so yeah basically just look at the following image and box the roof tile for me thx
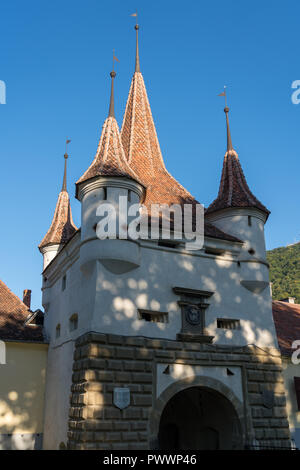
[76,116,143,189]
[272,300,300,356]
[0,280,44,342]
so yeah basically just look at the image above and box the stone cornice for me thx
[238,258,269,268]
[40,244,61,255]
[77,176,145,202]
[205,207,268,224]
[173,286,214,298]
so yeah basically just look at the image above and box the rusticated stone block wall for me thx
[67,332,291,450]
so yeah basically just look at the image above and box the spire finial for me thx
[109,51,119,117]
[62,138,71,191]
[109,52,118,118]
[218,86,233,151]
[224,106,233,152]
[131,11,140,72]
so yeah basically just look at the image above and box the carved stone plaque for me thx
[113,387,130,410]
[185,304,202,326]
[173,287,214,343]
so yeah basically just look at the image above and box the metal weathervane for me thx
[130,10,138,24]
[218,86,228,107]
[112,49,120,71]
[65,138,71,154]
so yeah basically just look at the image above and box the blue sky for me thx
[1,0,299,309]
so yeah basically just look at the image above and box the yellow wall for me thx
[0,341,48,434]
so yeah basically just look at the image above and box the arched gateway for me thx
[150,377,246,450]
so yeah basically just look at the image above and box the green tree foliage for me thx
[267,242,300,304]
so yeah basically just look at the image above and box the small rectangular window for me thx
[56,324,61,338]
[248,216,252,226]
[294,377,300,411]
[138,309,168,324]
[217,318,240,330]
[62,274,66,291]
[69,314,78,332]
[205,248,225,256]
[103,187,107,200]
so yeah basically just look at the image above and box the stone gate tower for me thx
[40,24,291,450]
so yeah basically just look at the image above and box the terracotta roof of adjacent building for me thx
[272,300,300,356]
[206,107,270,216]
[0,280,44,342]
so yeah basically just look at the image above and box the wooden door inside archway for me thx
[158,386,242,450]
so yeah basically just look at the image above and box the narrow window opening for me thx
[128,190,132,202]
[217,318,240,330]
[56,324,61,338]
[62,274,66,291]
[69,313,78,332]
[138,309,168,324]
[103,187,107,200]
[205,248,225,256]
[248,216,252,226]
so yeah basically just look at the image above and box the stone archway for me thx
[149,375,247,450]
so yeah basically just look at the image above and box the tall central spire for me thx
[121,22,195,207]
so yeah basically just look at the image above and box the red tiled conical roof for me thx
[76,71,143,192]
[206,107,270,216]
[121,25,194,207]
[121,70,194,207]
[39,190,77,250]
[76,115,143,188]
[39,152,77,250]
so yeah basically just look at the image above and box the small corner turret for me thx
[39,145,77,270]
[206,105,270,261]
[206,104,271,294]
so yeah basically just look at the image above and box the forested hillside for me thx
[267,242,300,304]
